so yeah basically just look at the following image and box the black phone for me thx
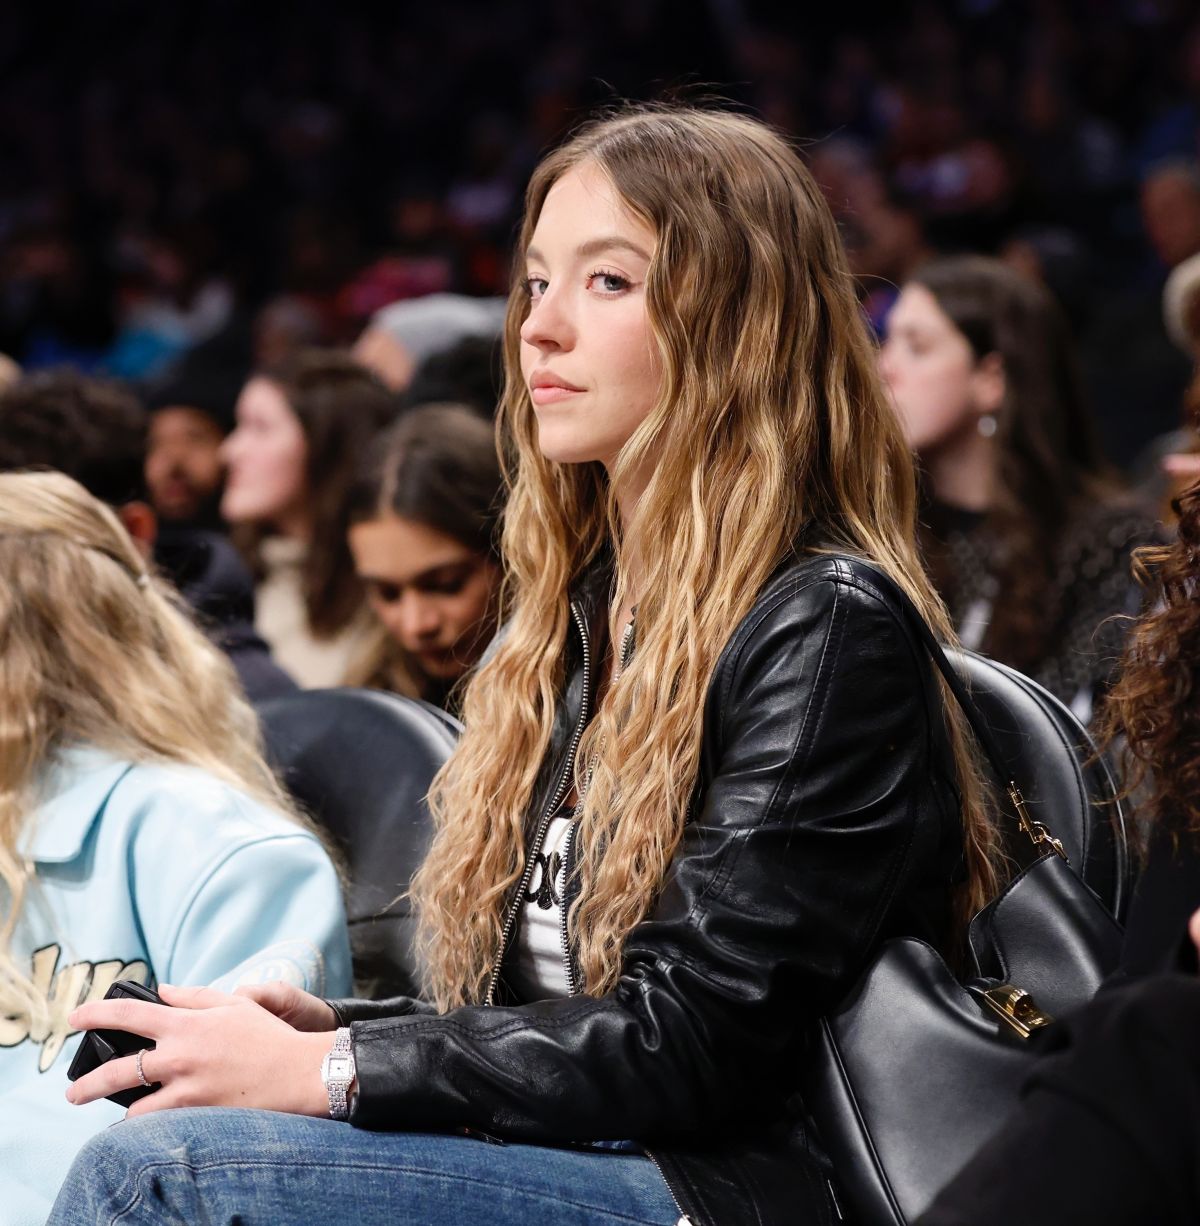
[66,979,165,1108]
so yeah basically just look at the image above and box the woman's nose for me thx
[394,592,441,646]
[520,287,574,352]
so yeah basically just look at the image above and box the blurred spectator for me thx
[402,334,502,417]
[1,3,1199,475]
[879,255,1157,721]
[104,223,234,380]
[345,404,502,712]
[0,371,147,506]
[0,370,295,701]
[809,140,933,334]
[999,227,1092,336]
[145,372,239,528]
[0,354,21,391]
[1082,158,1197,462]
[222,350,398,687]
[1,219,116,371]
[1132,252,1200,518]
[335,180,460,326]
[1140,160,1200,272]
[352,293,506,392]
[1164,250,1200,359]
[254,294,327,369]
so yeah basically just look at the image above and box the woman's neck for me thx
[270,507,314,544]
[923,429,994,513]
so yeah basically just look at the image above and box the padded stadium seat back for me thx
[947,649,1130,921]
[256,687,460,998]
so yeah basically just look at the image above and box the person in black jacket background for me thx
[55,105,997,1226]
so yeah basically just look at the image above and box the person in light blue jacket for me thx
[0,470,351,1225]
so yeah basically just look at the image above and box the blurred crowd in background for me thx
[4,1,1200,454]
[2,0,1200,721]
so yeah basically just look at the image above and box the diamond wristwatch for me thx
[320,1027,355,1120]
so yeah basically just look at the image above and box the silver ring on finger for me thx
[135,1047,152,1089]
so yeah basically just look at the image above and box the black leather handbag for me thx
[804,570,1125,1226]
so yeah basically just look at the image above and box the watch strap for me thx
[322,1027,354,1120]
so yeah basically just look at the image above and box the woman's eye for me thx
[371,582,402,604]
[426,578,467,596]
[588,270,630,294]
[525,277,548,300]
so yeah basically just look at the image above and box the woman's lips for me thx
[530,384,583,406]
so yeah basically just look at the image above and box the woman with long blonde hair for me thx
[59,105,997,1226]
[0,470,351,1226]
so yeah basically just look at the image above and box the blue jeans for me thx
[47,1108,684,1225]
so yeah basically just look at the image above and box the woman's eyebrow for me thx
[525,236,652,265]
[363,559,474,587]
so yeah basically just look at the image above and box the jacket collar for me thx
[21,746,135,864]
[569,548,613,609]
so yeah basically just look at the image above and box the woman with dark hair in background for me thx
[880,255,1157,721]
[221,350,399,687]
[345,403,503,711]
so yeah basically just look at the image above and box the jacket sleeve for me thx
[346,573,951,1141]
[164,833,353,998]
[130,787,353,999]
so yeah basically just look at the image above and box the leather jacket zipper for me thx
[642,1148,694,1226]
[485,600,592,1006]
[559,616,635,997]
[558,821,579,995]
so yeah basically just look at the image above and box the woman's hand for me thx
[65,983,335,1119]
[234,981,337,1031]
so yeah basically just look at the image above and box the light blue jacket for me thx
[1,745,352,1225]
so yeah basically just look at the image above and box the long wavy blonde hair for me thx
[413,105,1000,1010]
[0,470,301,1026]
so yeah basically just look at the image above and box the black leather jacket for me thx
[330,554,963,1226]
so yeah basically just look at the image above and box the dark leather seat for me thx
[256,687,460,998]
[950,649,1130,920]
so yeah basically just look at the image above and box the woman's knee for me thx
[53,1109,283,1225]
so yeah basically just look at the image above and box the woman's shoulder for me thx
[1060,497,1160,562]
[713,552,924,695]
[116,757,301,841]
[738,552,916,639]
[27,746,307,867]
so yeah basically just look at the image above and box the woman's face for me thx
[348,513,500,682]
[220,378,309,528]
[519,162,661,469]
[878,284,983,453]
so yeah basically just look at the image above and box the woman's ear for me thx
[971,351,1006,418]
[117,500,158,561]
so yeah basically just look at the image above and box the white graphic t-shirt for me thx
[509,811,575,1001]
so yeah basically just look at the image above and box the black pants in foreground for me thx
[918,975,1200,1226]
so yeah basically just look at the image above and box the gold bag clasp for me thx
[980,984,1054,1039]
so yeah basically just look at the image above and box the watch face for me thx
[326,1055,354,1083]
